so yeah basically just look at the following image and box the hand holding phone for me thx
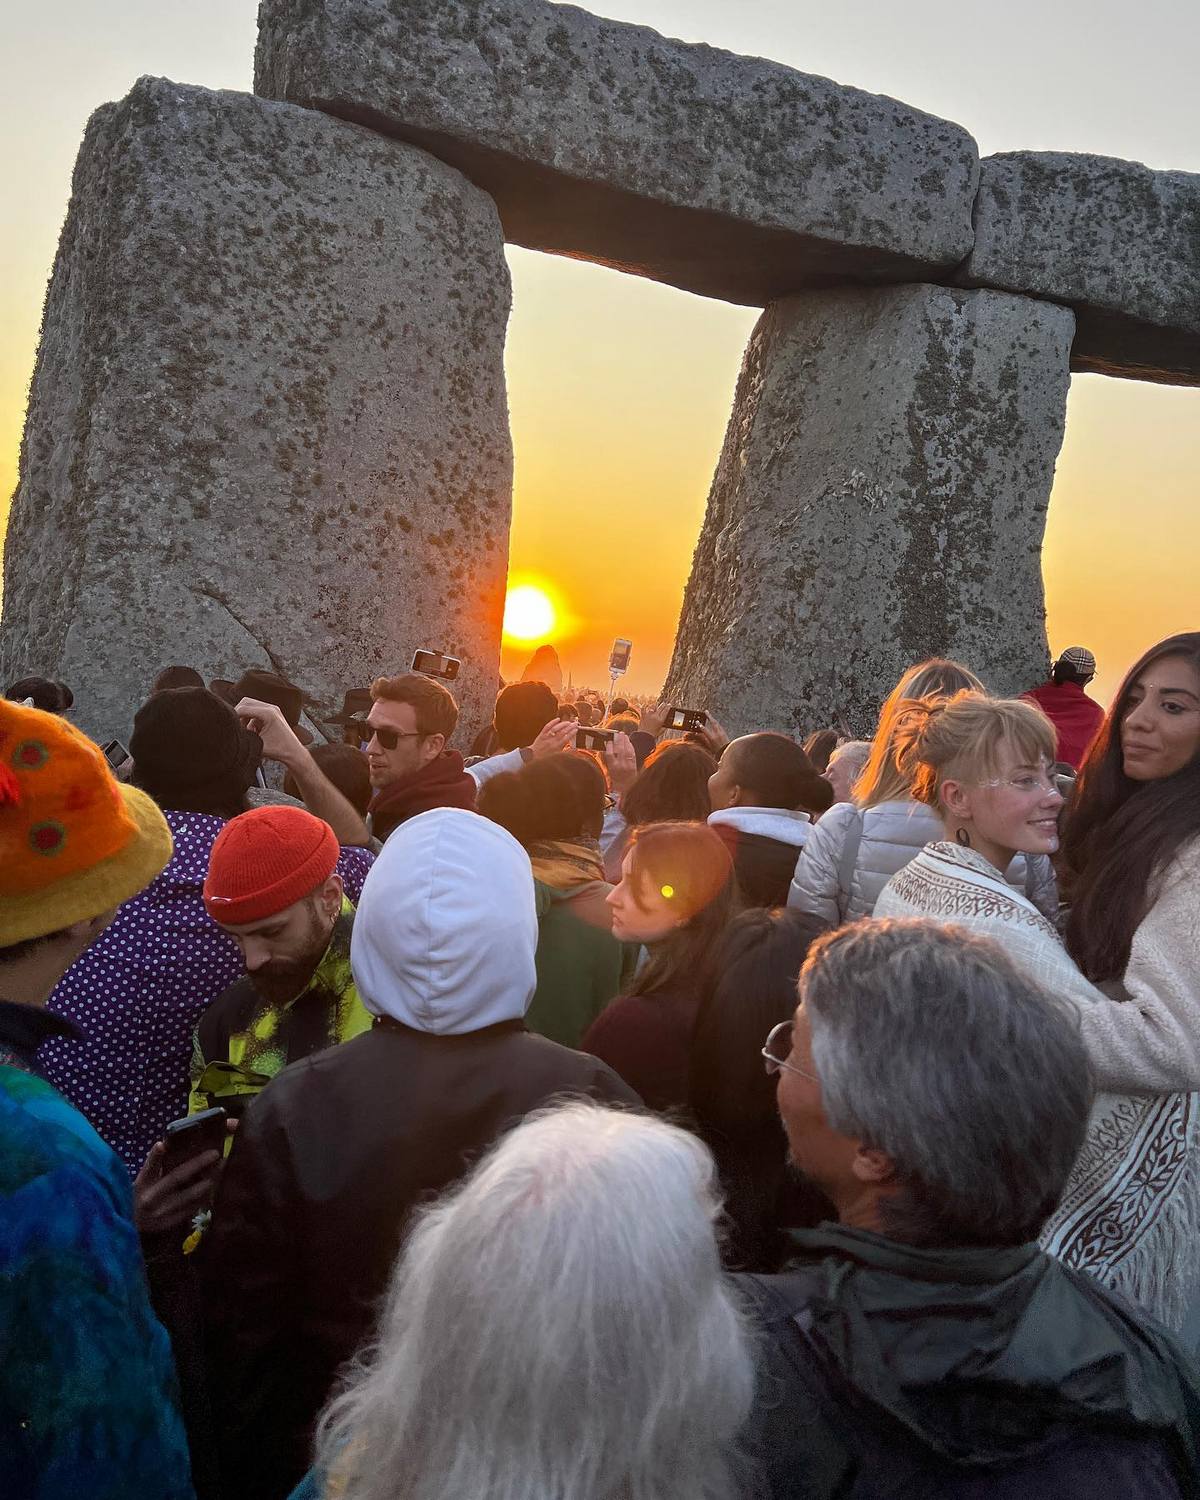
[134,1106,229,1236]
[668,707,708,733]
[164,1106,228,1166]
[576,726,615,752]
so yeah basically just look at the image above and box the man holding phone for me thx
[0,698,195,1496]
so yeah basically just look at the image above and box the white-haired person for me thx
[822,738,871,804]
[744,919,1200,1497]
[288,1102,755,1500]
[787,658,1058,924]
[876,692,1200,1332]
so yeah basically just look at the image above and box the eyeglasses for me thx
[975,771,1060,795]
[761,1021,820,1083]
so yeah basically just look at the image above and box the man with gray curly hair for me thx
[744,918,1200,1497]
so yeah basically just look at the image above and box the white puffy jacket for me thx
[786,798,1059,926]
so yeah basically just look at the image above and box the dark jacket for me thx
[582,982,700,1113]
[199,1018,638,1500]
[709,809,814,910]
[738,1224,1200,1499]
[366,751,476,842]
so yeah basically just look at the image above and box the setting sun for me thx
[503,583,556,642]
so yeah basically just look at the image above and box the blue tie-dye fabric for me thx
[0,1062,194,1498]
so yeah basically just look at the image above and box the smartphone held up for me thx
[576,727,615,752]
[667,707,708,734]
[608,638,632,677]
[411,649,460,681]
[163,1106,227,1167]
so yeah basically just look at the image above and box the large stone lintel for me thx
[961,152,1200,387]
[254,0,980,307]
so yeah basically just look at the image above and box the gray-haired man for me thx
[742,918,1200,1498]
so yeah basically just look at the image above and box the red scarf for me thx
[369,752,477,841]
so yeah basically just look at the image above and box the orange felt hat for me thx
[0,699,173,945]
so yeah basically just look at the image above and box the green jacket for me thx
[738,1224,1200,1497]
[524,879,638,1049]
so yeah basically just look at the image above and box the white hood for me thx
[708,807,812,847]
[351,807,538,1034]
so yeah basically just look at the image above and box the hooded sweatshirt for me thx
[202,808,635,1500]
[739,1224,1200,1498]
[352,807,538,1030]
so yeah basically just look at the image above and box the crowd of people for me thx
[3,630,1200,1498]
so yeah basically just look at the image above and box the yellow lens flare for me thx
[503,584,556,643]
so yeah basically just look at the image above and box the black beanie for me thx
[130,688,262,809]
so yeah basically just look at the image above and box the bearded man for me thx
[190,806,372,1118]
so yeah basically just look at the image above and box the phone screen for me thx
[669,708,708,732]
[102,739,130,769]
[164,1106,227,1165]
[609,638,632,674]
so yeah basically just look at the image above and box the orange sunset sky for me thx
[1,0,1197,713]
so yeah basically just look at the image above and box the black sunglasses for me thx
[362,722,424,751]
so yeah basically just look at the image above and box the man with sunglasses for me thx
[360,673,477,843]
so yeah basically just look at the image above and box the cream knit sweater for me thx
[877,837,1200,1096]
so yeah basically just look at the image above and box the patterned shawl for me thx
[526,838,608,892]
[879,841,1200,1330]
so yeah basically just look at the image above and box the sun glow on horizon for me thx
[503,583,557,643]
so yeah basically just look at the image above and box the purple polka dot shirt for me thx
[41,809,374,1175]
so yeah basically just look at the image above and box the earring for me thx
[955,827,972,848]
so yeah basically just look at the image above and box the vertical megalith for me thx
[665,284,1076,736]
[0,76,513,743]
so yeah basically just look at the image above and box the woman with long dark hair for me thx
[1061,631,1200,984]
[583,822,734,1112]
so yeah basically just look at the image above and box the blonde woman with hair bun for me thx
[876,691,1200,1332]
[787,659,1057,925]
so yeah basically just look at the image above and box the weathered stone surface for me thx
[254,0,979,306]
[665,284,1075,737]
[962,153,1200,386]
[0,77,513,745]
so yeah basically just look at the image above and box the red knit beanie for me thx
[204,806,339,925]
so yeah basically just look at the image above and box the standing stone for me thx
[255,0,979,306]
[665,284,1076,737]
[962,153,1200,386]
[0,76,513,745]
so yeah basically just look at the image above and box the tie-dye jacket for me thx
[0,1000,194,1498]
